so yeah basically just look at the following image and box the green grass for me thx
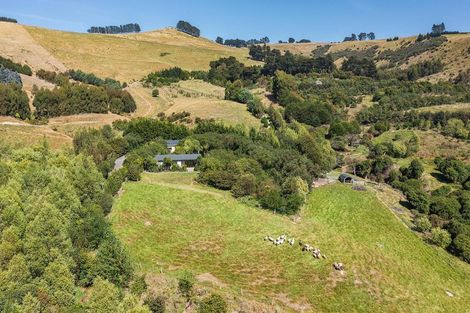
[111,172,470,312]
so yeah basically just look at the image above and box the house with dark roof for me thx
[155,153,201,171]
[166,140,180,153]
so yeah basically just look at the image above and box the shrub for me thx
[429,228,451,248]
[0,83,30,119]
[430,196,461,220]
[144,295,166,313]
[152,89,159,97]
[130,275,147,296]
[414,216,432,232]
[231,173,257,198]
[0,56,32,76]
[198,294,227,313]
[341,56,377,78]
[178,271,194,301]
[453,234,470,262]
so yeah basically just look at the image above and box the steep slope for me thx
[111,172,470,313]
[0,21,66,72]
[22,26,257,82]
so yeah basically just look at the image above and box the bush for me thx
[0,83,30,119]
[178,271,194,301]
[198,294,227,313]
[414,216,432,232]
[231,173,257,198]
[341,56,377,78]
[0,56,32,76]
[152,89,159,97]
[453,234,470,262]
[130,275,147,296]
[430,196,461,220]
[429,228,451,248]
[144,295,166,313]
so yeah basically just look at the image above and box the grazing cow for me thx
[288,238,295,246]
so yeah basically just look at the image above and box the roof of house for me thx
[166,140,180,147]
[155,154,201,162]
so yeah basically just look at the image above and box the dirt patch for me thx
[275,293,312,312]
[0,22,66,72]
[196,273,226,289]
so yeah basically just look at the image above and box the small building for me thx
[166,140,180,153]
[338,173,356,184]
[155,154,201,171]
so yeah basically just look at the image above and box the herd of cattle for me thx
[264,234,345,271]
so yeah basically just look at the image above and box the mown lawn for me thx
[111,172,470,312]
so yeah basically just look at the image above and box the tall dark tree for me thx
[215,36,224,44]
[288,37,295,43]
[358,32,367,41]
[432,23,446,35]
[367,32,376,40]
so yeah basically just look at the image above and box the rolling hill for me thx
[272,34,470,81]
[18,24,257,82]
[111,172,470,312]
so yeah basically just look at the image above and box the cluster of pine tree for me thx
[87,23,141,34]
[176,20,200,37]
[0,143,152,312]
[0,17,17,23]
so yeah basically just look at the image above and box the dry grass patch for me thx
[25,26,258,82]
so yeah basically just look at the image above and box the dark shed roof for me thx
[155,154,201,162]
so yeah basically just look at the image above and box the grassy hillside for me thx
[23,26,258,81]
[272,34,470,81]
[111,172,470,312]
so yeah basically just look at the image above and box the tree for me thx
[198,294,227,313]
[215,36,223,44]
[288,37,295,43]
[176,20,200,37]
[430,196,461,220]
[432,23,446,35]
[358,32,367,41]
[144,295,165,313]
[401,159,424,179]
[24,204,73,276]
[93,234,133,288]
[414,216,432,232]
[367,32,376,40]
[87,277,120,313]
[0,254,33,303]
[429,228,451,248]
[117,294,151,313]
[178,271,194,302]
[454,234,470,262]
[36,255,77,310]
[341,56,377,78]
[0,83,30,119]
